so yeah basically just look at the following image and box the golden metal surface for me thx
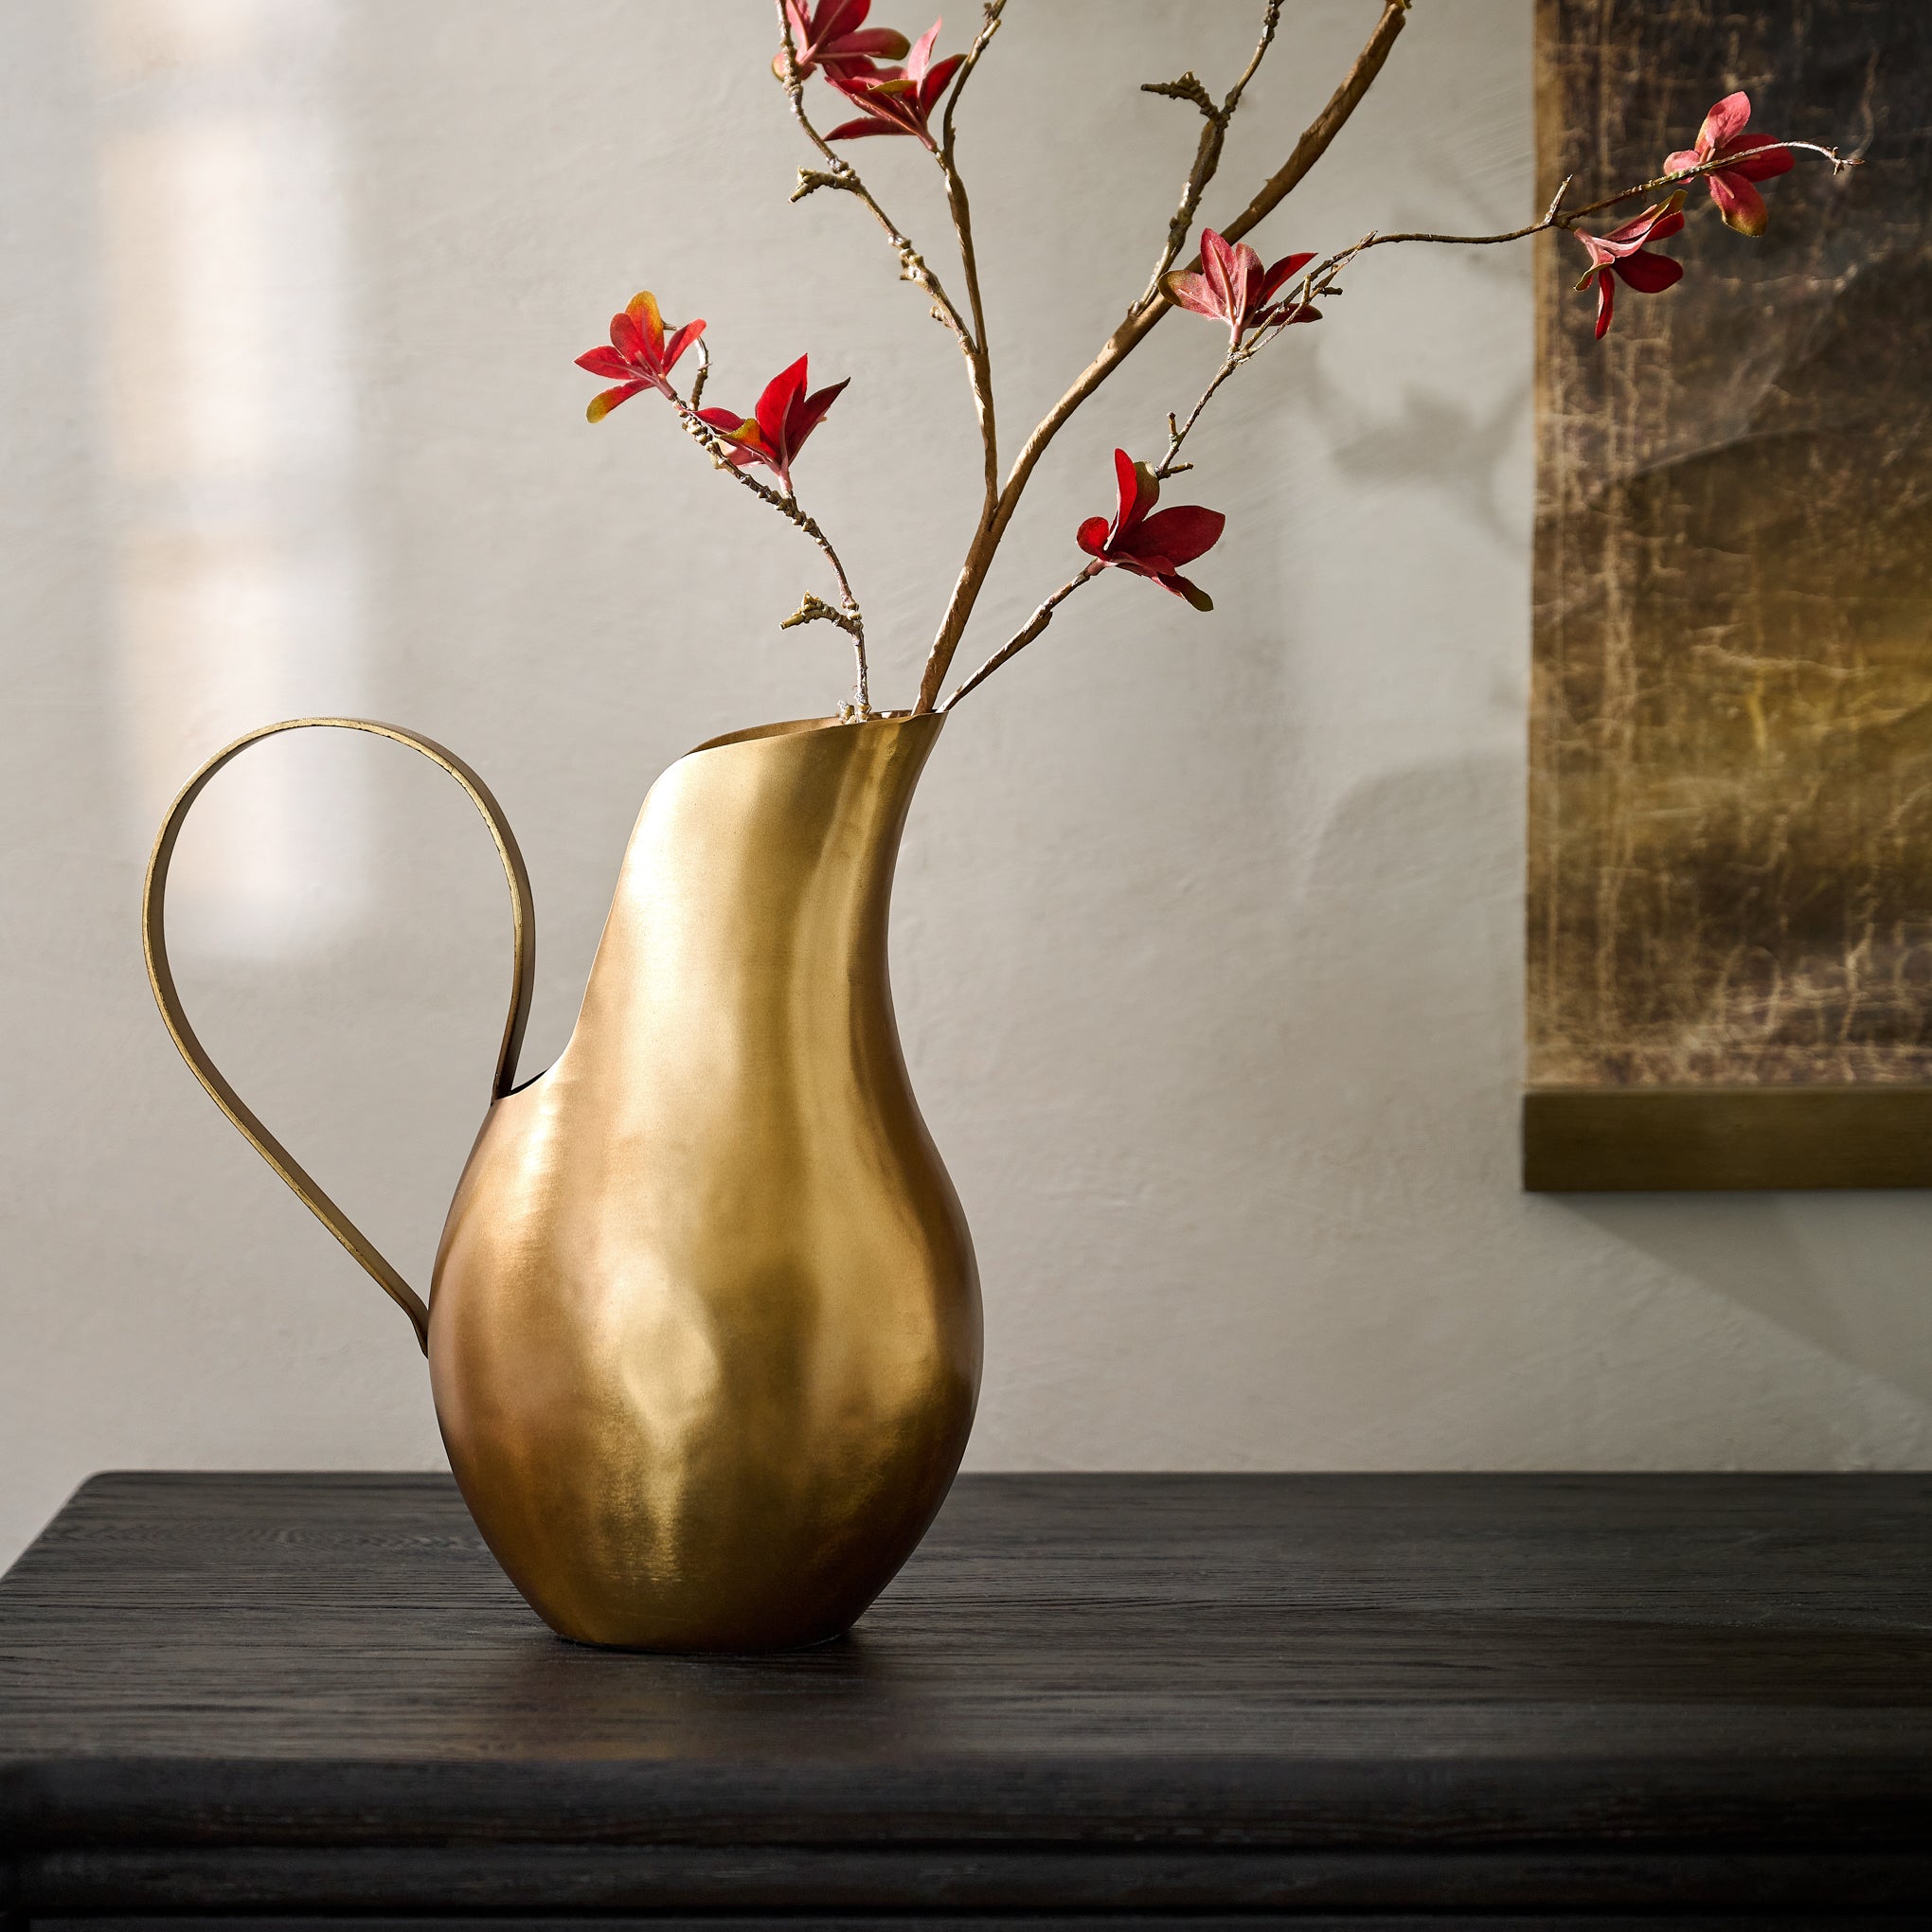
[147,710,976,1650]
[142,718,536,1353]
[429,712,978,1650]
[1531,9,1932,1100]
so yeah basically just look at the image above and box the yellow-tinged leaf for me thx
[627,291,664,339]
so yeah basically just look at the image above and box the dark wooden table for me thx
[2,1472,1929,1927]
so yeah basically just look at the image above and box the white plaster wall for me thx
[4,0,1928,1569]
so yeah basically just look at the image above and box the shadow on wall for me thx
[1311,367,1530,547]
[1166,744,1549,1467]
[1286,746,1523,1208]
[1565,1192,1932,1413]
[1291,746,1932,1448]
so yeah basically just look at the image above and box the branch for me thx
[1142,72,1216,119]
[947,309,1318,711]
[942,563,1102,710]
[1295,138,1859,284]
[1118,131,1865,632]
[940,0,1005,162]
[780,589,860,636]
[1137,1,1283,312]
[939,2,1005,533]
[913,0,1413,713]
[792,167,861,202]
[667,385,871,716]
[1557,137,1857,225]
[1208,0,1410,257]
[1155,351,1244,478]
[773,2,974,347]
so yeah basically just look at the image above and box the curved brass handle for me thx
[141,719,536,1355]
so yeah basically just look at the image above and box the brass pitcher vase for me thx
[144,712,980,1651]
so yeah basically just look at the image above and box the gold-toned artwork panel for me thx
[1531,0,1932,1089]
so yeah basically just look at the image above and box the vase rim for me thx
[689,710,942,760]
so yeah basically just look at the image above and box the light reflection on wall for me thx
[97,0,364,958]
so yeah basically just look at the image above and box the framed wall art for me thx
[1527,0,1932,1189]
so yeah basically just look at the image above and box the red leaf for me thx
[903,18,940,79]
[1256,251,1315,303]
[1110,448,1140,535]
[1697,91,1753,153]
[842,27,911,57]
[1707,170,1770,237]
[661,319,707,369]
[1614,248,1685,294]
[586,381,645,422]
[755,356,811,451]
[826,114,908,138]
[1163,270,1221,319]
[1727,132,1795,181]
[795,377,851,444]
[576,347,635,380]
[919,51,964,109]
[610,310,647,361]
[1126,504,1225,568]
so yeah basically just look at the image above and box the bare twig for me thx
[781,590,862,639]
[1155,352,1244,478]
[946,302,1320,709]
[945,125,1853,716]
[1208,3,1419,259]
[1064,131,1856,713]
[948,284,1341,710]
[775,0,1000,707]
[939,2,1005,530]
[773,2,974,347]
[1561,137,1857,221]
[913,0,1414,713]
[1138,0,1283,312]
[1142,72,1216,119]
[668,384,871,714]
[792,167,861,202]
[940,0,1005,166]
[1301,139,1858,271]
[942,563,1102,710]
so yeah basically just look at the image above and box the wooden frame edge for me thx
[1522,1086,1932,1191]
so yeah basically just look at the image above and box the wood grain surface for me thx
[3,1472,1930,1919]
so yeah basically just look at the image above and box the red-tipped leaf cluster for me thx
[572,30,1839,724]
[1570,193,1686,340]
[1165,229,1317,347]
[577,296,849,496]
[826,21,962,147]
[1665,90,1795,237]
[775,0,910,81]
[698,355,850,496]
[1076,451,1225,611]
[576,293,707,420]
[1569,93,1800,336]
